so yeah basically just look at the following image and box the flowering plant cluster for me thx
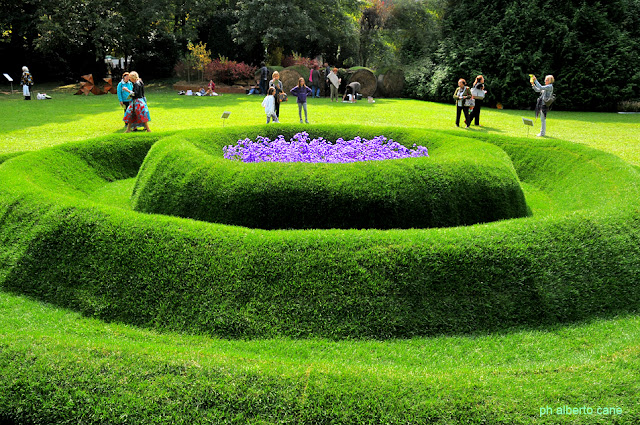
[223,132,429,163]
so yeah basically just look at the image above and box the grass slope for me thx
[1,88,640,423]
[1,293,639,424]
[131,126,529,229]
[2,126,640,341]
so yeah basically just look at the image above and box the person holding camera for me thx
[531,74,555,137]
[453,78,472,127]
[467,75,487,126]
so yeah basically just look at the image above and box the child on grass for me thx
[290,77,313,123]
[262,87,279,123]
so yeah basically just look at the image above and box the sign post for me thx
[221,111,231,127]
[522,117,534,137]
[3,73,14,95]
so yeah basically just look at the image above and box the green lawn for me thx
[2,292,639,424]
[1,85,639,165]
[1,86,639,424]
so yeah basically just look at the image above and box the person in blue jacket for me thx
[117,72,133,127]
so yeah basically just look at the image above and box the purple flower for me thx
[224,133,429,163]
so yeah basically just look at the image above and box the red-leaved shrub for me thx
[204,59,257,85]
[282,54,319,69]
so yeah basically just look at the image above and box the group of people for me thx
[102,67,556,135]
[453,75,487,128]
[260,67,367,124]
[192,80,218,96]
[453,73,555,136]
[261,71,292,123]
[258,62,361,102]
[117,71,151,132]
[260,71,319,124]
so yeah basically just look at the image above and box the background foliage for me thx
[1,0,638,109]
[404,0,640,110]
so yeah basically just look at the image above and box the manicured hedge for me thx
[131,126,529,229]
[1,125,640,339]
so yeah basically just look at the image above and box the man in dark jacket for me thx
[259,62,269,95]
[323,62,331,97]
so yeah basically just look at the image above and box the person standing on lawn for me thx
[21,66,34,100]
[269,71,284,119]
[328,68,341,102]
[259,62,269,95]
[453,78,472,127]
[324,62,332,97]
[531,74,555,137]
[311,64,321,98]
[467,75,486,126]
[262,87,279,123]
[117,72,134,127]
[290,77,313,123]
[123,71,151,133]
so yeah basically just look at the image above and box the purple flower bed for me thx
[223,132,429,163]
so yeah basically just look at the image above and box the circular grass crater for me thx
[131,127,530,229]
[1,124,640,339]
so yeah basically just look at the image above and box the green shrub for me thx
[1,126,640,339]
[131,126,529,229]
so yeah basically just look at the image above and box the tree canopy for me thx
[1,0,637,110]
[403,0,640,110]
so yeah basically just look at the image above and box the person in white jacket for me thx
[262,87,279,123]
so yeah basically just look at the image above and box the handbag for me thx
[544,93,556,107]
[470,87,485,99]
[278,92,288,102]
[464,98,475,107]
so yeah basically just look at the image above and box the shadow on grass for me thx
[0,152,25,165]
[463,125,505,133]
[497,107,640,124]
[0,93,263,136]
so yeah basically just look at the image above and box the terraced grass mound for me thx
[1,125,640,339]
[131,126,529,229]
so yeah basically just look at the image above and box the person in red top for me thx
[205,80,217,96]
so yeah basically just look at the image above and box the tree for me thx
[386,0,444,64]
[357,0,391,68]
[187,41,211,81]
[402,0,640,111]
[232,0,361,65]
